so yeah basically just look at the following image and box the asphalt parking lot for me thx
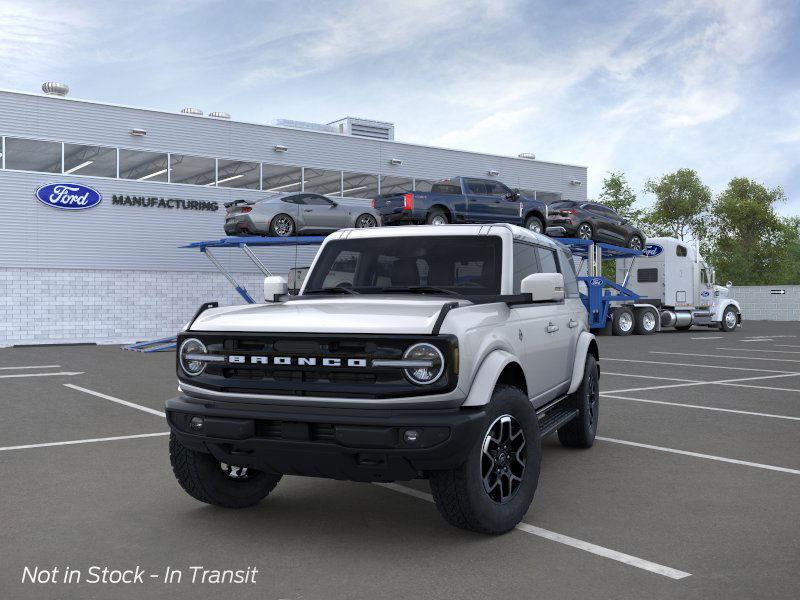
[1,321,799,600]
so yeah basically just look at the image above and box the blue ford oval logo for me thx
[589,278,603,286]
[641,244,663,257]
[700,290,710,297]
[35,183,102,210]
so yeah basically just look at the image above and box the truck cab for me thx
[166,224,600,534]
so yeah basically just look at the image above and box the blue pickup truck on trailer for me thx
[372,176,548,234]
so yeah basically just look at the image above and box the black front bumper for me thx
[166,395,487,482]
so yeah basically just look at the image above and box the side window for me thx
[638,268,658,283]
[485,181,511,197]
[465,179,488,195]
[513,242,540,293]
[281,195,302,204]
[536,247,558,274]
[304,195,331,206]
[676,245,688,257]
[558,248,580,297]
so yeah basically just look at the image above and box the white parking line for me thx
[0,371,84,379]
[597,437,800,476]
[602,358,797,374]
[64,384,166,418]
[375,483,691,580]
[690,336,723,340]
[650,351,800,364]
[603,372,701,383]
[0,432,169,453]
[716,348,800,354]
[602,394,800,422]
[776,344,800,349]
[0,364,61,370]
[602,372,800,395]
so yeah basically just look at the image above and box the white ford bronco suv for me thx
[167,224,600,534]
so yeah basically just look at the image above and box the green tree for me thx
[706,178,793,285]
[598,171,643,225]
[642,169,711,241]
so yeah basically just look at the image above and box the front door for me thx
[464,179,495,223]
[300,195,347,232]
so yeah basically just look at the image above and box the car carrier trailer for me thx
[558,236,742,335]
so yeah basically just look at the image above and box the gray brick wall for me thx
[0,268,266,347]
[729,286,800,322]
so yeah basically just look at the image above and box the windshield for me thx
[303,236,503,298]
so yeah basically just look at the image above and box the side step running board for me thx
[537,403,579,437]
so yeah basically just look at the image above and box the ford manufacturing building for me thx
[0,85,587,347]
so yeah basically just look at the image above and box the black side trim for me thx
[187,302,219,329]
[432,302,460,335]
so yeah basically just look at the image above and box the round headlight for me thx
[403,343,445,385]
[179,338,207,376]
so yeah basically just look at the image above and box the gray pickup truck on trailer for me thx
[166,224,599,534]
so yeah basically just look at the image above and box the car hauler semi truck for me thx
[611,237,742,334]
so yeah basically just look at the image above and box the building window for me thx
[414,178,435,192]
[217,159,260,189]
[379,175,413,195]
[4,138,61,173]
[304,168,342,196]
[342,171,378,198]
[63,144,117,177]
[119,149,169,182]
[262,163,302,192]
[170,154,216,186]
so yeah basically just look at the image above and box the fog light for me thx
[403,429,420,444]
[189,416,204,431]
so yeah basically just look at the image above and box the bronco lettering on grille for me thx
[227,355,368,367]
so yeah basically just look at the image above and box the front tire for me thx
[524,215,544,234]
[169,434,282,508]
[269,213,295,237]
[558,354,599,448]
[719,306,738,332]
[429,385,541,535]
[611,307,634,336]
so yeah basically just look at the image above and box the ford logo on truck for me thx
[641,244,663,257]
[35,183,102,210]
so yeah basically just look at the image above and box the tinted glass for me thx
[280,195,303,205]
[5,138,61,173]
[536,191,562,204]
[305,236,503,297]
[304,195,332,206]
[536,246,559,273]
[513,242,539,293]
[342,172,379,198]
[304,168,342,196]
[63,144,116,177]
[217,159,260,189]
[550,201,577,210]
[485,181,511,197]
[559,248,580,297]
[430,182,461,194]
[677,245,688,257]
[465,179,489,194]
[262,164,302,193]
[170,154,215,186]
[119,149,168,182]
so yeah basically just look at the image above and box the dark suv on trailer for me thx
[546,200,646,249]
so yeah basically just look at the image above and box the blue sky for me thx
[2,0,799,213]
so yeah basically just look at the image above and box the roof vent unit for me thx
[180,107,203,116]
[42,82,69,96]
[328,117,394,141]
[269,119,337,134]
[518,152,536,160]
[209,111,230,119]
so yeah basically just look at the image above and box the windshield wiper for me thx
[383,286,463,297]
[303,287,359,295]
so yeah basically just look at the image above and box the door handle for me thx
[568,319,579,328]
[546,322,559,333]
[303,209,313,212]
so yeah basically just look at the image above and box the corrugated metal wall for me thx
[0,89,587,274]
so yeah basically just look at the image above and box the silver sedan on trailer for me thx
[224,192,381,237]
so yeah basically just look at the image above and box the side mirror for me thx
[520,273,565,302]
[264,275,288,302]
[329,201,338,208]
[726,281,732,288]
[287,266,310,294]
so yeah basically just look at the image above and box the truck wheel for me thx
[429,385,541,535]
[634,308,657,335]
[719,306,738,332]
[269,214,295,237]
[426,209,449,225]
[558,354,599,448]
[524,215,544,234]
[169,434,282,508]
[611,307,634,336]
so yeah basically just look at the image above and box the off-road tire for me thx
[524,215,544,234]
[169,434,282,508]
[429,385,541,535]
[611,307,634,336]
[719,306,738,332]
[633,308,657,335]
[426,209,449,225]
[558,354,599,448]
[269,213,295,237]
